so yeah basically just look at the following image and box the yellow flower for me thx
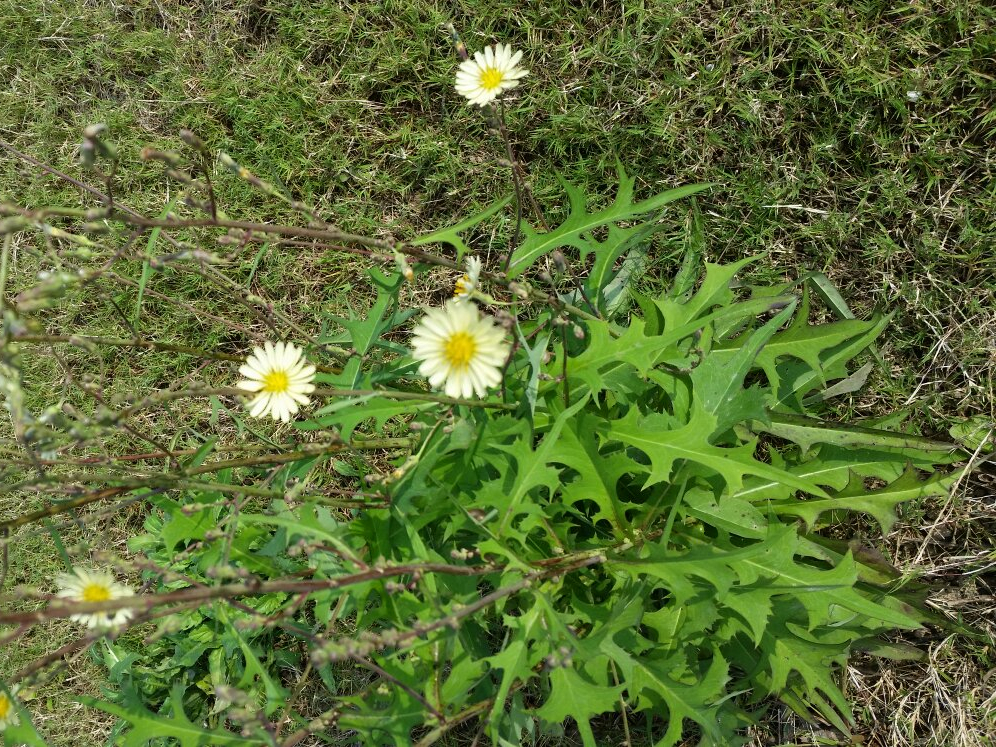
[236,341,316,423]
[55,568,134,631]
[455,43,528,107]
[411,300,509,399]
[454,256,482,302]
[0,684,20,731]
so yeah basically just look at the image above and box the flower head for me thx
[454,256,482,302]
[0,684,20,731]
[411,300,510,399]
[455,43,528,107]
[55,568,134,631]
[236,341,316,423]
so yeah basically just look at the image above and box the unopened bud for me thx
[140,147,184,166]
[82,123,107,140]
[551,251,567,273]
[218,152,239,171]
[573,325,585,340]
[165,168,195,184]
[0,216,29,234]
[179,129,207,152]
[79,140,96,168]
[508,282,529,300]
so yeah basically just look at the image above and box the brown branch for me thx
[0,562,499,626]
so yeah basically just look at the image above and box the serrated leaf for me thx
[337,698,425,747]
[486,604,543,736]
[757,412,960,456]
[536,666,624,739]
[734,445,914,503]
[711,289,879,392]
[767,466,961,532]
[745,546,918,631]
[682,488,767,539]
[617,526,789,605]
[772,313,892,410]
[759,620,854,725]
[584,216,660,315]
[805,271,885,370]
[629,654,729,747]
[949,415,995,452]
[508,164,712,277]
[549,317,660,397]
[81,683,257,747]
[668,198,705,299]
[154,496,216,551]
[335,267,404,356]
[303,394,433,441]
[802,361,874,405]
[598,240,649,318]
[494,397,586,535]
[217,606,289,716]
[515,325,552,418]
[411,194,512,260]
[691,305,794,434]
[553,414,643,537]
[609,406,829,496]
[655,256,758,329]
[618,524,918,630]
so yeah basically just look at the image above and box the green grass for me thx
[1,0,995,744]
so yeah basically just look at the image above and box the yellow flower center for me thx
[82,583,112,602]
[479,67,504,90]
[0,694,10,718]
[444,332,477,370]
[262,370,290,393]
[454,275,470,297]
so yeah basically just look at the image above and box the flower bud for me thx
[179,129,207,152]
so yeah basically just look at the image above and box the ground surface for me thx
[1,0,994,744]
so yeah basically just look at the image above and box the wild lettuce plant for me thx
[0,34,969,747]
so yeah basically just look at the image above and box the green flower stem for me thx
[1,561,500,626]
[411,697,496,747]
[312,387,517,410]
[101,386,514,419]
[11,333,268,365]
[524,287,603,324]
[2,439,410,496]
[180,441,412,476]
[124,214,393,251]
[0,438,394,468]
[0,233,11,305]
[0,485,139,533]
[1,472,383,507]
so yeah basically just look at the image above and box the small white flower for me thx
[455,43,528,107]
[0,684,20,731]
[454,256,483,301]
[236,341,316,423]
[906,90,921,102]
[55,568,135,631]
[411,300,510,399]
